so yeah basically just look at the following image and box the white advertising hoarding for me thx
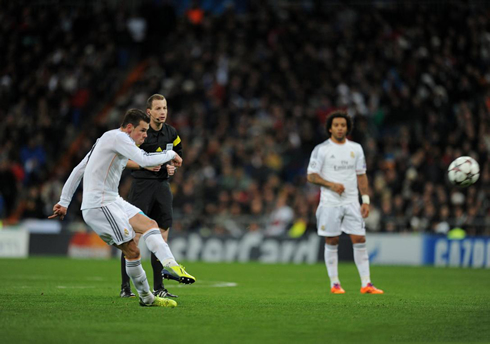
[0,229,30,258]
[366,233,423,265]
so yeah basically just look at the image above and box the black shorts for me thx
[127,179,173,229]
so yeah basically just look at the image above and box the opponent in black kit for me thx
[120,94,193,298]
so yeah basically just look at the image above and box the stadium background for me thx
[2,1,490,343]
[0,0,489,266]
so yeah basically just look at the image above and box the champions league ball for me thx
[448,156,480,187]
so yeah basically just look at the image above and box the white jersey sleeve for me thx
[58,149,91,208]
[307,145,325,175]
[114,131,177,167]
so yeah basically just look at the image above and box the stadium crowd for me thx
[0,1,141,218]
[1,0,489,236]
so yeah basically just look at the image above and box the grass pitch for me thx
[1,258,489,344]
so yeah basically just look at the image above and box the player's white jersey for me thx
[58,129,177,210]
[307,138,366,206]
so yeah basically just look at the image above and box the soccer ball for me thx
[447,156,480,187]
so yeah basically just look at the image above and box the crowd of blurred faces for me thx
[1,1,489,236]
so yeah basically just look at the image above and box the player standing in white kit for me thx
[307,111,383,294]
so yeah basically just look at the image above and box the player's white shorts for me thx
[82,198,141,246]
[316,202,365,237]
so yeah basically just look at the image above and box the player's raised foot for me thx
[120,284,135,298]
[153,287,178,298]
[330,283,346,294]
[139,296,177,308]
[360,283,384,294]
[162,265,196,284]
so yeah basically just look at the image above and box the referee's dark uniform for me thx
[120,122,182,296]
[128,123,182,229]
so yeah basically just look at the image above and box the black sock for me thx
[121,252,131,287]
[151,252,164,290]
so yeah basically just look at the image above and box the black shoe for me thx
[120,285,135,298]
[153,287,178,298]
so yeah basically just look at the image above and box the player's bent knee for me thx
[351,235,366,244]
[123,243,140,260]
[127,248,140,260]
[128,213,159,234]
[325,237,339,245]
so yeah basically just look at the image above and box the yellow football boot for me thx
[140,296,177,308]
[162,265,196,284]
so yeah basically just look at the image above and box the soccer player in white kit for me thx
[307,111,383,294]
[49,109,195,307]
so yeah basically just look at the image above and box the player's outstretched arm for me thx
[49,142,96,220]
[307,173,345,195]
[49,159,86,220]
[116,133,180,168]
[53,149,91,213]
[126,160,161,172]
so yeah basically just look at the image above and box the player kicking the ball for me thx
[307,111,383,295]
[49,109,195,307]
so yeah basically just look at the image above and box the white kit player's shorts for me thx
[316,202,365,237]
[82,197,141,246]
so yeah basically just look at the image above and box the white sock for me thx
[353,243,371,287]
[325,244,340,287]
[143,228,178,267]
[125,258,154,304]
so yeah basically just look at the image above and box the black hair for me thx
[325,110,353,137]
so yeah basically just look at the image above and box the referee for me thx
[120,94,183,299]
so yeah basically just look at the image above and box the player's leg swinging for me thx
[150,227,178,298]
[129,213,196,285]
[82,204,177,307]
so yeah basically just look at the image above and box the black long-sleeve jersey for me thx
[131,123,182,180]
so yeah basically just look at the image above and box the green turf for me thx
[1,258,489,344]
